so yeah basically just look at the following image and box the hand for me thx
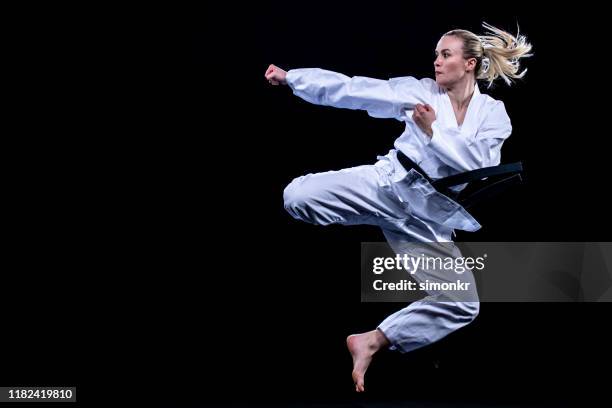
[412,104,436,137]
[265,64,288,85]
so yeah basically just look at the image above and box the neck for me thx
[446,75,476,110]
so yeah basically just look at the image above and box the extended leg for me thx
[283,165,405,226]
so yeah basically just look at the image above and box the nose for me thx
[434,56,442,67]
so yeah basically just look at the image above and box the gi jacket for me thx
[286,68,513,232]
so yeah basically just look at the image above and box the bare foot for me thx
[346,330,389,392]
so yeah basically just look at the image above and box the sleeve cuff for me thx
[285,69,300,90]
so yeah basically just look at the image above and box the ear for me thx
[465,57,477,73]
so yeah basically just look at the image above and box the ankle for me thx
[373,329,390,349]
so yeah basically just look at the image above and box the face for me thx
[434,35,476,88]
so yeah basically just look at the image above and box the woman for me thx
[265,23,532,392]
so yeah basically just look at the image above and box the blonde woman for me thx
[265,23,532,392]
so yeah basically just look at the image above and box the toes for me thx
[357,381,365,392]
[352,372,365,393]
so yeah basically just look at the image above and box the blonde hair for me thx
[444,22,533,88]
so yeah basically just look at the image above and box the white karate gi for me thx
[282,68,512,353]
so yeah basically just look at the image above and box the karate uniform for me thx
[282,68,512,353]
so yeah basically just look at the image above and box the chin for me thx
[435,78,449,89]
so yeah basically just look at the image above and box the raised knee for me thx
[283,177,304,211]
[283,176,314,218]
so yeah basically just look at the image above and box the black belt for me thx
[396,150,524,208]
[396,151,434,183]
[396,151,456,198]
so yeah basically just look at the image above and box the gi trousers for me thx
[283,157,480,353]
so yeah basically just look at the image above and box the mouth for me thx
[435,71,443,75]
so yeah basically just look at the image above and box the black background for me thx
[3,1,611,407]
[190,2,611,406]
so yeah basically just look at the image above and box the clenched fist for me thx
[413,104,436,137]
[265,64,287,86]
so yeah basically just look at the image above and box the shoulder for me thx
[387,76,439,96]
[418,77,442,94]
[479,92,511,124]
